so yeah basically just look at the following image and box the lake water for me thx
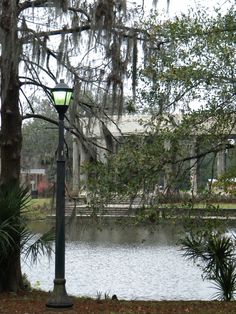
[22,219,224,300]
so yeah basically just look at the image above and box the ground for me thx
[0,291,236,313]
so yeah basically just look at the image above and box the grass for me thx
[156,202,236,209]
[191,203,236,209]
[29,198,52,209]
[24,198,52,220]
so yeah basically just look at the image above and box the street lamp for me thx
[46,79,73,308]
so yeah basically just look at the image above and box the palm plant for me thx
[180,231,236,301]
[22,229,54,264]
[0,217,17,261]
[212,262,236,301]
[0,183,54,290]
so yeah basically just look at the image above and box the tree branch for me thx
[22,113,111,154]
[18,0,49,13]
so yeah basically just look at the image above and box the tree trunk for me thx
[0,245,23,292]
[0,0,23,292]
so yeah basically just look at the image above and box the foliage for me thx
[0,183,31,223]
[86,132,183,204]
[86,3,236,207]
[180,230,236,301]
[212,174,236,196]
[22,273,32,291]
[22,99,73,186]
[23,198,52,220]
[22,229,54,264]
[22,100,58,169]
[0,184,54,289]
[138,2,236,174]
[0,218,17,261]
[0,184,30,262]
[139,4,235,112]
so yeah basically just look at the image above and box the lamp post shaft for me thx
[46,112,73,309]
[55,113,66,279]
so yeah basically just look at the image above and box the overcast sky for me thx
[142,0,233,17]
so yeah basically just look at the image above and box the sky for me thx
[139,0,233,18]
[156,0,232,14]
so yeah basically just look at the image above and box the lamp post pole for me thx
[46,80,73,309]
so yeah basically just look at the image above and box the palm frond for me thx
[180,232,207,262]
[0,183,30,222]
[211,262,236,301]
[0,184,54,276]
[23,228,55,264]
[20,225,36,249]
[0,218,17,260]
[181,230,236,301]
[206,233,235,276]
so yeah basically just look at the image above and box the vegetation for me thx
[24,198,52,220]
[181,230,236,301]
[22,99,73,189]
[21,100,58,171]
[0,184,54,292]
[86,3,236,209]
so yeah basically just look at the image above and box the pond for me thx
[22,219,228,300]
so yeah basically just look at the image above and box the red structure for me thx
[21,168,48,197]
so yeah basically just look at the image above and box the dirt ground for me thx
[0,291,236,314]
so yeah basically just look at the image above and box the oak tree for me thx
[0,0,164,292]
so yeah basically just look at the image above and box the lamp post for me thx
[46,79,73,308]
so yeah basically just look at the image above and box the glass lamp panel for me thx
[52,91,73,106]
[65,91,73,106]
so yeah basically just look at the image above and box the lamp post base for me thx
[46,279,73,308]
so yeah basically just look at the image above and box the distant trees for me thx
[21,99,73,193]
[22,100,58,169]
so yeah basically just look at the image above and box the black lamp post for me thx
[46,79,73,308]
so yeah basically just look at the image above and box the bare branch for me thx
[18,0,49,13]
[18,0,91,23]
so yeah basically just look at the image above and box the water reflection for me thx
[23,220,216,300]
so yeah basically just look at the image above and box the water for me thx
[22,220,214,300]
